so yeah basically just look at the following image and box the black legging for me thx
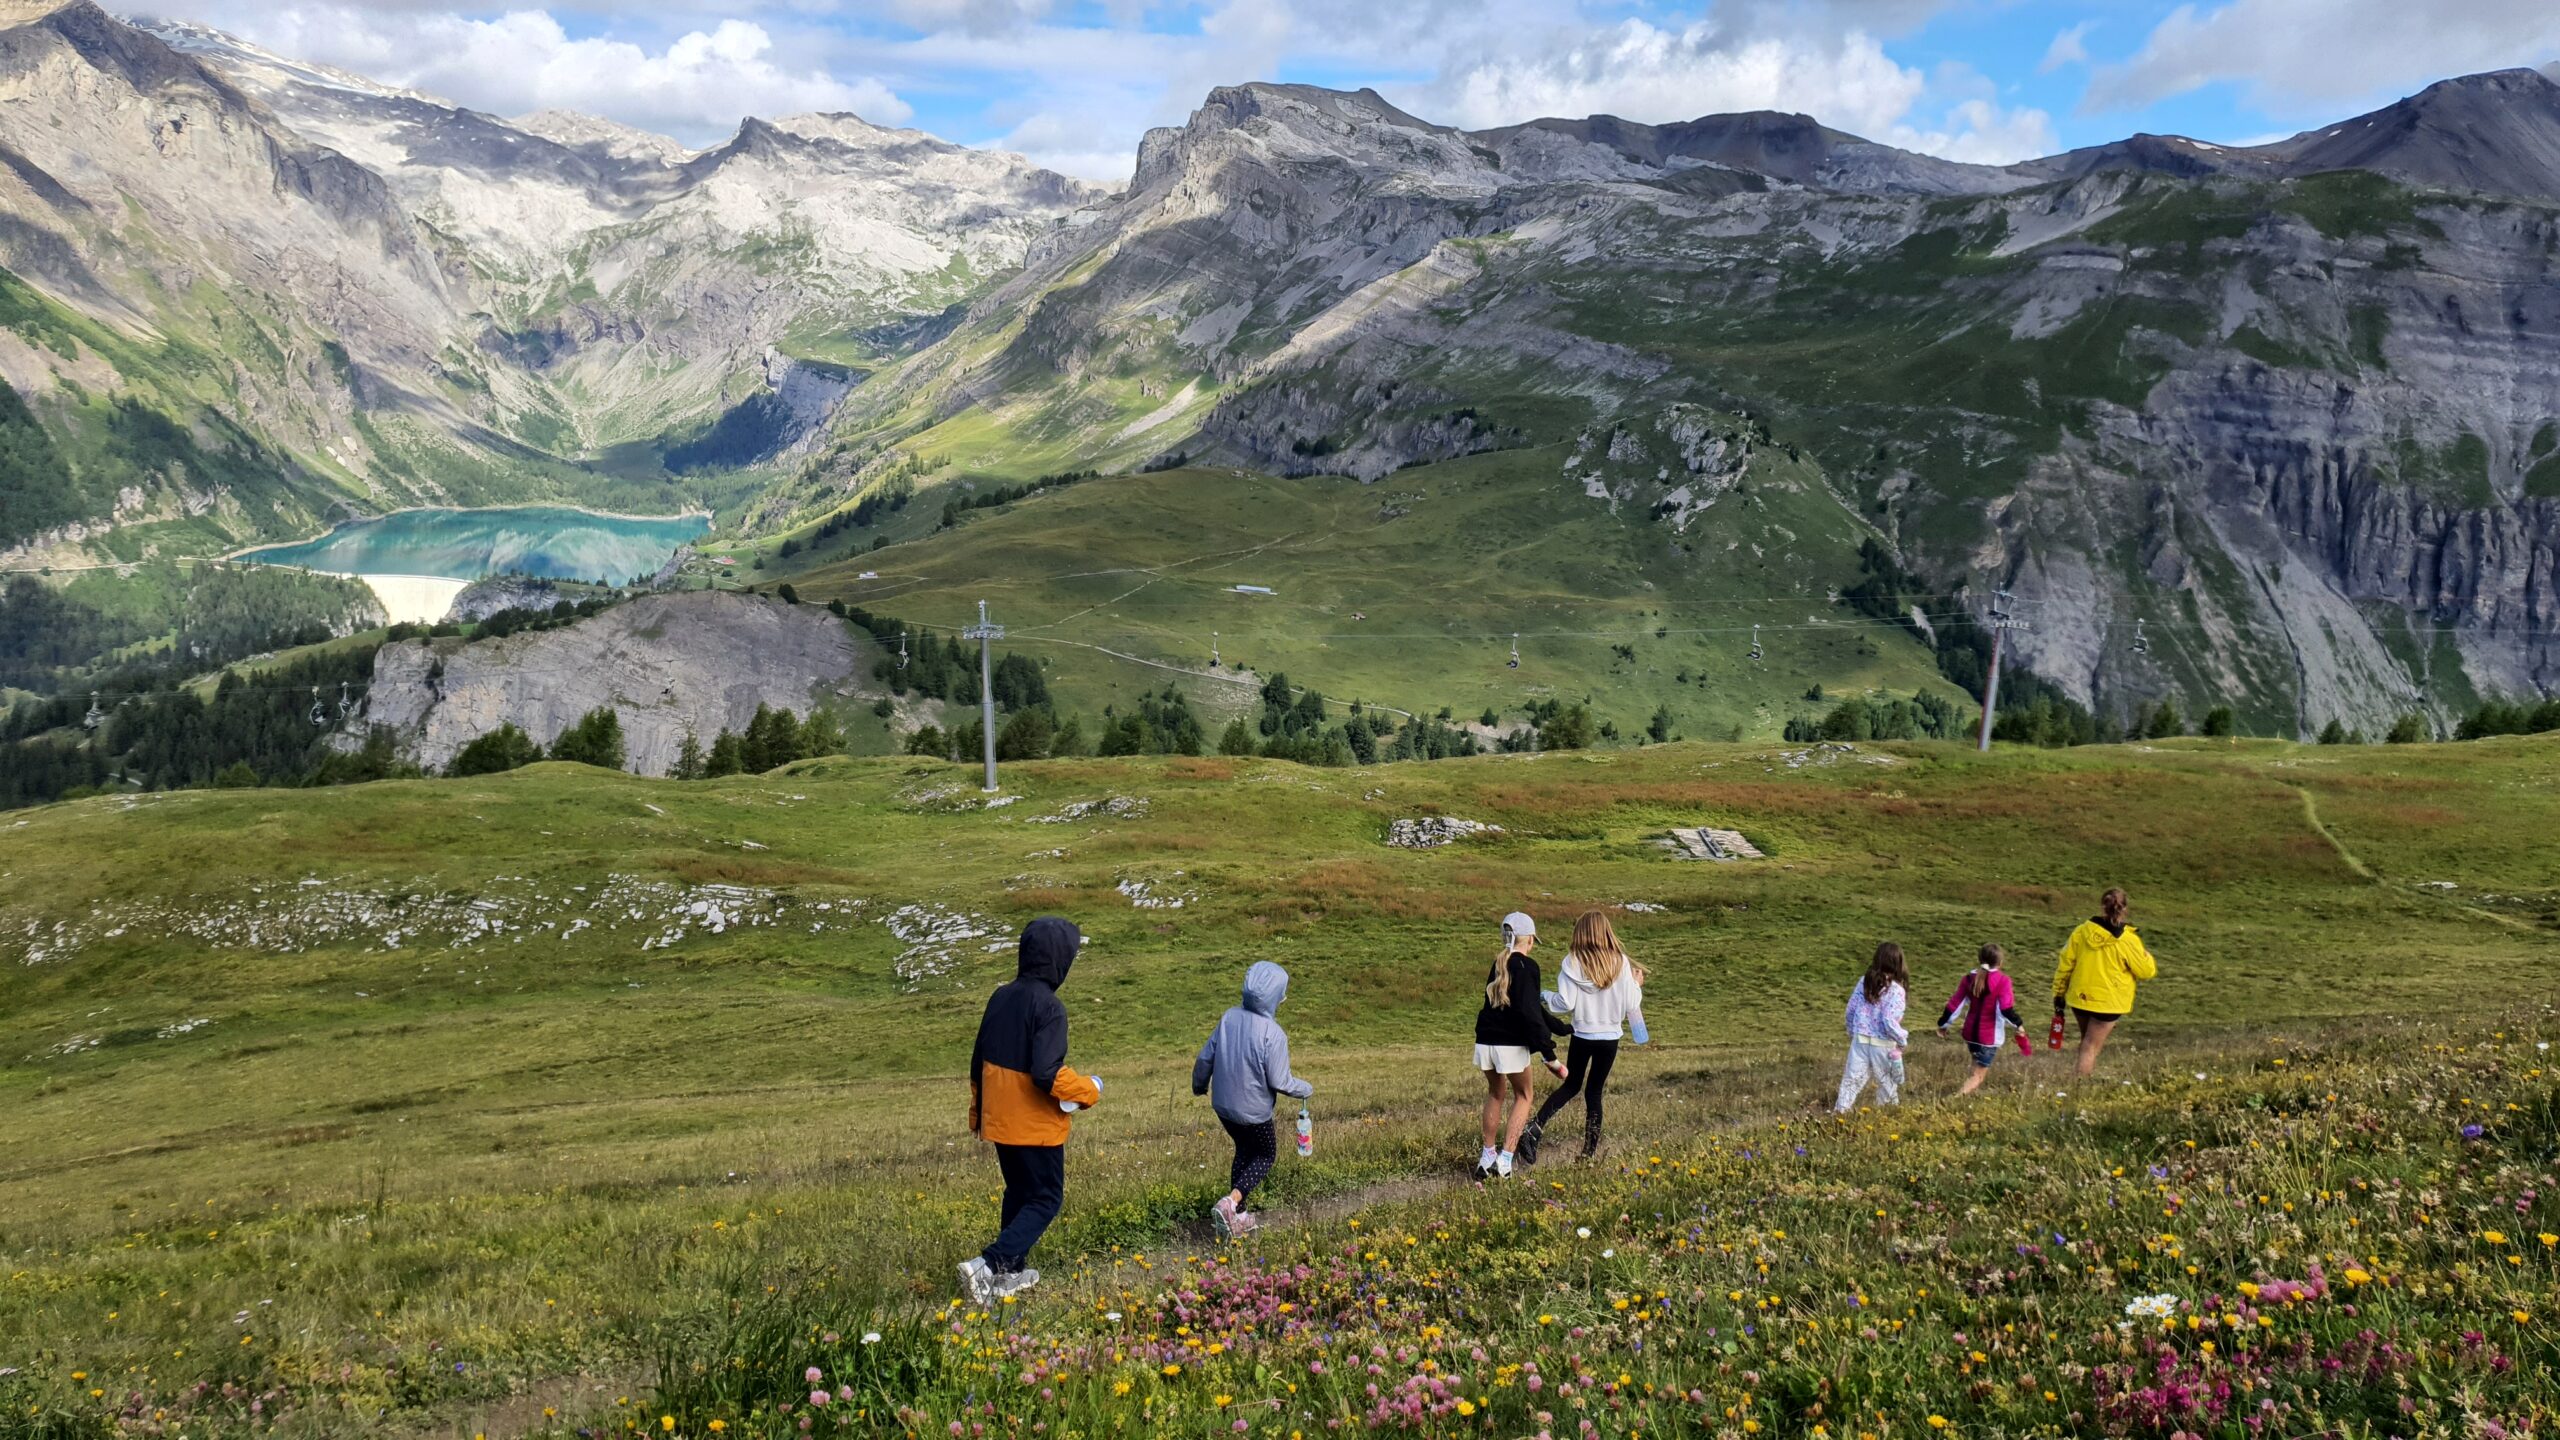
[1220,1114,1277,1200]
[1535,1035,1620,1145]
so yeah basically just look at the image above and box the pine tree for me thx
[1218,718,1255,756]
[548,708,626,770]
[672,729,706,780]
[707,731,745,776]
[452,722,542,776]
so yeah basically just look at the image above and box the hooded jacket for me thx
[969,917,1102,1146]
[1546,952,1645,1040]
[1191,960,1314,1125]
[2052,917,2158,1016]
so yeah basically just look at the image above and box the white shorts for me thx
[1474,1043,1535,1074]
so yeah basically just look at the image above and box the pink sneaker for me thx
[1230,1207,1261,1236]
[1211,1194,1239,1238]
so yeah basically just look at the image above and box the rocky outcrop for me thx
[359,591,876,775]
[831,69,2560,733]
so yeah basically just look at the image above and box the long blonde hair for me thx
[1486,917,1531,1007]
[1569,910,1628,990]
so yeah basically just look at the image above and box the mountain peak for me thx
[509,109,693,165]
[2265,65,2560,201]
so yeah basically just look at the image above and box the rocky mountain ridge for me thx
[4,5,2557,735]
[816,71,2560,734]
[0,0,1094,563]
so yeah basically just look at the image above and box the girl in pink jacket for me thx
[1937,942,2029,1095]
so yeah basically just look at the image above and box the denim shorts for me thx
[1966,1041,1999,1069]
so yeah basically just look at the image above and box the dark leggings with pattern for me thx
[1220,1114,1277,1200]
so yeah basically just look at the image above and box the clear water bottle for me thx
[1294,1106,1313,1157]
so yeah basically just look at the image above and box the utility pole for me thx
[1976,586,2024,753]
[964,599,1004,791]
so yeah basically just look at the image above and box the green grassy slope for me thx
[0,736,2554,1433]
[783,451,1953,741]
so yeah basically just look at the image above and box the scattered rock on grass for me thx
[1385,817,1502,849]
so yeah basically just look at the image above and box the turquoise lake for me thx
[236,507,711,585]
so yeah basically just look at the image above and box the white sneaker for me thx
[1230,1208,1261,1236]
[1476,1147,1498,1176]
[957,1256,996,1306]
[1495,1151,1515,1179]
[996,1267,1040,1298]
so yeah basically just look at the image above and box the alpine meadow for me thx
[2,2,2559,1438]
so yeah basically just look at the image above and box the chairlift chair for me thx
[83,691,102,731]
[309,686,327,727]
[1748,625,1763,663]
[1507,634,1520,669]
[2131,618,2149,656]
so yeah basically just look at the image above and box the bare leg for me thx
[1957,1064,1988,1096]
[1480,1071,1504,1150]
[1501,1073,1536,1152]
[2075,1015,2119,1078]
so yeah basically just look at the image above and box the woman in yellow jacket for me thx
[2052,887,2158,1077]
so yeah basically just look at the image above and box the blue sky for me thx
[150,0,2560,179]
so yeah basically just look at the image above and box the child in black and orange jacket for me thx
[961,916,1102,1304]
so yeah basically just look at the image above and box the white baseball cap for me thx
[1501,911,1537,939]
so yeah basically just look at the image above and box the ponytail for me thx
[1972,941,2005,1001]
[1486,921,1524,1008]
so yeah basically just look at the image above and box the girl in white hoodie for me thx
[1521,911,1647,1164]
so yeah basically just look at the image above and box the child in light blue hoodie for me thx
[1192,960,1314,1237]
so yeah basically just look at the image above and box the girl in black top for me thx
[1471,911,1569,1177]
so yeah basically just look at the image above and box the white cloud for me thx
[2039,21,2093,74]
[1888,97,2058,164]
[2088,0,2560,113]
[1404,14,2052,164]
[145,0,2063,176]
[170,5,909,142]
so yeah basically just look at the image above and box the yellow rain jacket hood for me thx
[2052,917,2157,1016]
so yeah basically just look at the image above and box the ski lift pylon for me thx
[897,630,910,670]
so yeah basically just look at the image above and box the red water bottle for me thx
[2048,1013,2067,1052]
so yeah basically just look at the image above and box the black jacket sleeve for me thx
[1026,988,1066,1092]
